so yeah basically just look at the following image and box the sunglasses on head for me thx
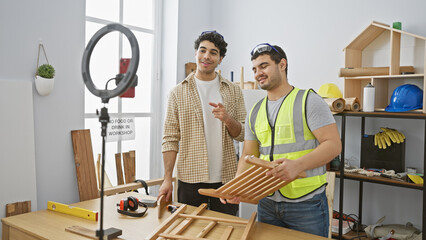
[250,43,285,59]
[200,30,224,40]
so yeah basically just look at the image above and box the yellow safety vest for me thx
[248,88,327,199]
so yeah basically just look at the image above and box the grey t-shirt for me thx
[245,90,335,202]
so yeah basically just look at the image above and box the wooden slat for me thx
[219,226,233,240]
[146,204,188,240]
[115,153,124,185]
[240,212,257,240]
[177,214,248,225]
[168,203,208,235]
[199,156,305,204]
[123,150,136,184]
[71,129,99,201]
[158,233,208,240]
[6,201,31,217]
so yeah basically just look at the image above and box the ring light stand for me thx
[82,23,139,240]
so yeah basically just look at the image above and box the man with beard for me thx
[222,43,341,236]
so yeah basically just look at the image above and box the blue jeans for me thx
[258,191,329,237]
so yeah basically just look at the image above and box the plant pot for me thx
[35,76,54,96]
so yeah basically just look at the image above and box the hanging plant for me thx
[34,43,55,96]
[37,64,55,79]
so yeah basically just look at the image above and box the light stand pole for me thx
[81,23,139,240]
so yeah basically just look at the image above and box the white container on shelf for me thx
[363,83,375,112]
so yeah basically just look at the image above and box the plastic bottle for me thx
[363,83,375,112]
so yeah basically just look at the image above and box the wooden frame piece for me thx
[146,204,256,240]
[198,156,305,204]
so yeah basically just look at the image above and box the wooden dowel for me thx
[196,221,217,238]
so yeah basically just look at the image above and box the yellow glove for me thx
[374,132,390,149]
[380,127,405,144]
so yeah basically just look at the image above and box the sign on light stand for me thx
[106,116,136,142]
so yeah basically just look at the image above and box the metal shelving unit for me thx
[335,111,426,240]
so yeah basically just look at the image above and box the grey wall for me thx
[0,0,85,226]
[173,0,426,228]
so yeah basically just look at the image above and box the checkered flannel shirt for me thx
[162,72,246,183]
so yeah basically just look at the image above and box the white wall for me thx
[174,0,426,228]
[0,0,85,229]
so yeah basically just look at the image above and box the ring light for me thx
[82,23,139,103]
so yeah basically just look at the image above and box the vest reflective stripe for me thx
[249,88,326,199]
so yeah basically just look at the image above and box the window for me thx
[85,0,160,185]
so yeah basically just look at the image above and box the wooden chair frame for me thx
[199,156,306,204]
[146,203,257,240]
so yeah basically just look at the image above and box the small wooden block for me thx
[157,194,171,219]
[6,201,31,217]
[65,226,122,240]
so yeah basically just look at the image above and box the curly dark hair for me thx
[251,45,288,76]
[194,31,228,58]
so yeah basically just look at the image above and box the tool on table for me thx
[167,204,180,213]
[47,201,98,221]
[116,196,148,217]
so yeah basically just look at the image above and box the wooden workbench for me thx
[2,192,327,240]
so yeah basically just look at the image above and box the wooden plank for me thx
[219,226,233,240]
[240,212,257,240]
[123,151,136,184]
[71,129,99,201]
[390,31,401,75]
[6,201,31,217]
[115,153,125,185]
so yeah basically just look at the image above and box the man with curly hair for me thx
[158,31,246,215]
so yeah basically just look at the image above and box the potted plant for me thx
[35,64,55,96]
